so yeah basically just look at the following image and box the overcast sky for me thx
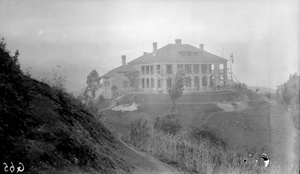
[0,0,299,92]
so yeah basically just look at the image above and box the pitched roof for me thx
[102,65,138,78]
[127,44,227,65]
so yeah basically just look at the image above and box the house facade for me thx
[102,39,228,99]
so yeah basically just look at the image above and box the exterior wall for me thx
[102,77,112,99]
[103,61,228,98]
[102,73,134,99]
[137,61,228,93]
[111,73,134,98]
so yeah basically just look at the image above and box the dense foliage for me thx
[168,69,186,113]
[0,39,133,173]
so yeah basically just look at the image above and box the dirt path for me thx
[270,105,299,172]
[131,149,182,174]
[118,141,182,174]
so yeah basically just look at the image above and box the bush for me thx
[189,126,227,147]
[153,114,182,135]
[127,119,151,149]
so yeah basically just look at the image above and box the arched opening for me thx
[157,78,161,88]
[111,85,118,98]
[186,76,192,88]
[151,77,154,88]
[210,75,215,86]
[194,76,200,90]
[141,78,145,88]
[220,75,224,85]
[146,78,150,88]
[202,76,207,86]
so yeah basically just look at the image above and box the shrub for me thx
[153,114,182,135]
[127,119,151,149]
[189,126,227,147]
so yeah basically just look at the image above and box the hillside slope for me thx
[0,43,181,173]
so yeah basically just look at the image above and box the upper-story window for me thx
[193,64,200,73]
[177,64,184,71]
[185,64,192,74]
[210,64,215,73]
[150,65,154,75]
[141,66,145,75]
[208,64,213,73]
[219,64,224,73]
[146,66,150,75]
[201,64,207,73]
[156,65,161,74]
[166,64,172,74]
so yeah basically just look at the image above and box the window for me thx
[166,64,172,74]
[150,65,154,75]
[208,64,213,73]
[146,66,150,74]
[157,78,161,88]
[151,78,154,88]
[210,75,215,86]
[177,64,184,71]
[202,76,207,86]
[107,81,110,87]
[211,64,215,73]
[156,65,161,74]
[142,78,145,88]
[141,66,145,75]
[146,78,150,88]
[201,64,207,73]
[219,64,224,73]
[186,76,192,87]
[194,76,200,89]
[185,64,192,74]
[193,64,200,73]
[123,81,128,88]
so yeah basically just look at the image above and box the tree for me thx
[277,73,299,108]
[86,70,101,99]
[168,69,186,114]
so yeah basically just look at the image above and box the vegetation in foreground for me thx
[102,113,296,174]
[0,39,135,173]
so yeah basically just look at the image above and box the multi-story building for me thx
[102,39,228,99]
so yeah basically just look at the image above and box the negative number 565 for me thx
[3,162,24,173]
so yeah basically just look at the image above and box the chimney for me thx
[199,44,204,50]
[175,39,182,44]
[122,55,126,66]
[153,42,157,56]
[143,52,147,55]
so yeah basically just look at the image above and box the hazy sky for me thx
[0,0,299,92]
